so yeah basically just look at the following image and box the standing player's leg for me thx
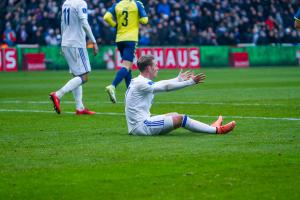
[50,47,95,115]
[50,75,82,114]
[106,42,136,103]
[72,73,95,115]
[124,68,132,88]
[72,48,95,115]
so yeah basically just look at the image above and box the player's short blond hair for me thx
[137,55,155,72]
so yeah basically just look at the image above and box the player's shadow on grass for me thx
[158,130,208,137]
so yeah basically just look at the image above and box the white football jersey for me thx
[125,75,155,133]
[61,0,88,48]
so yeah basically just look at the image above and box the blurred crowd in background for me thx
[0,0,299,47]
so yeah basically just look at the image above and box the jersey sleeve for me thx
[107,3,117,18]
[104,3,117,27]
[136,1,147,18]
[295,8,300,21]
[77,1,88,20]
[137,81,155,93]
[136,1,148,24]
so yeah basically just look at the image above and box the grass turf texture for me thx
[0,67,299,200]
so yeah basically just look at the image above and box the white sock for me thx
[72,86,84,110]
[56,77,82,99]
[182,115,216,134]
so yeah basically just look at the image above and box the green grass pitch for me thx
[0,67,299,199]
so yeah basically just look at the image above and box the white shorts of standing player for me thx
[62,46,91,76]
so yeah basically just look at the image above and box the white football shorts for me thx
[130,115,174,136]
[62,47,91,76]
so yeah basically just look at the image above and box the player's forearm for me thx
[81,18,96,43]
[139,17,148,25]
[155,73,188,85]
[104,12,117,27]
[155,77,180,86]
[153,79,195,93]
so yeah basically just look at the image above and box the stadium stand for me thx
[1,0,300,47]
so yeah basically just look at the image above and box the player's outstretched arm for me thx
[153,72,205,93]
[154,69,194,86]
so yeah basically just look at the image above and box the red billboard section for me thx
[22,53,46,71]
[116,47,200,70]
[229,52,249,68]
[0,50,2,71]
[3,48,18,71]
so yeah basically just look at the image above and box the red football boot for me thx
[216,121,236,134]
[76,108,96,115]
[211,116,223,127]
[49,92,61,114]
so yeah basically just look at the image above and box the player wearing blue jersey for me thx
[103,0,148,103]
[294,8,300,29]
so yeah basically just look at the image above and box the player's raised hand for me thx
[178,69,194,81]
[192,73,206,84]
[93,43,99,56]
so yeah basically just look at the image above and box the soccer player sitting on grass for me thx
[125,55,236,136]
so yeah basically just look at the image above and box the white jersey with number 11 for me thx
[61,0,88,48]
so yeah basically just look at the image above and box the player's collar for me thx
[139,74,152,81]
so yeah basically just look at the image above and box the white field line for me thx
[0,109,124,116]
[0,109,299,121]
[0,100,295,107]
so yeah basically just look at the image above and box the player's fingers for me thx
[185,70,191,74]
[194,74,206,83]
[195,73,206,79]
[197,72,205,76]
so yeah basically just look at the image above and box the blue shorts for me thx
[117,41,136,62]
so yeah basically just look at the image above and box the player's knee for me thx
[165,112,179,116]
[123,60,133,70]
[172,114,183,129]
[79,74,88,84]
